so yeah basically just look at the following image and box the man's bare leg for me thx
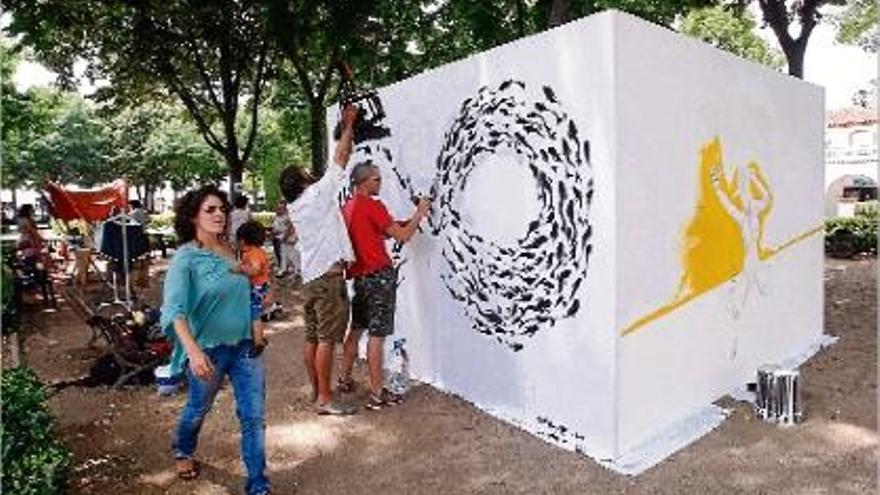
[315,342,336,405]
[339,329,363,384]
[367,336,385,396]
[303,342,318,402]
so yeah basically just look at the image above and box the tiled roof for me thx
[827,107,878,128]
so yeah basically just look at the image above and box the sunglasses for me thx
[202,205,229,214]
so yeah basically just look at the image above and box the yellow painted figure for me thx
[622,138,822,337]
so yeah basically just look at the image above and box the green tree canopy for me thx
[834,0,878,53]
[681,6,784,68]
[2,0,273,193]
[28,96,111,186]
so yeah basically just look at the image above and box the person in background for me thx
[270,203,284,270]
[229,194,252,243]
[160,185,270,495]
[128,200,151,289]
[16,204,46,264]
[129,199,149,225]
[271,201,299,279]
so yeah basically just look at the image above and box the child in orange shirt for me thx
[235,220,271,355]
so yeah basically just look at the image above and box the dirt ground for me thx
[6,256,877,494]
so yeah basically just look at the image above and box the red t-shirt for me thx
[342,194,393,277]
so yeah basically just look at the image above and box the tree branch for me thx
[184,34,225,116]
[795,0,823,44]
[290,48,317,105]
[241,44,268,166]
[167,73,226,155]
[758,0,794,51]
[315,46,341,102]
[217,3,239,165]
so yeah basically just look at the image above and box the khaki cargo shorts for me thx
[302,271,349,344]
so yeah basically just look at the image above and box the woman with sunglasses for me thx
[160,185,270,495]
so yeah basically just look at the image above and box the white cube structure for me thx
[331,10,825,473]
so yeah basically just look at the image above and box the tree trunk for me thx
[228,158,244,201]
[784,42,806,79]
[548,0,573,27]
[9,332,21,368]
[145,185,155,212]
[309,103,328,177]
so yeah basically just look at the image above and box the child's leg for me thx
[252,318,266,346]
[249,285,266,346]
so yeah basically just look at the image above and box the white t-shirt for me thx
[229,208,251,240]
[290,164,354,284]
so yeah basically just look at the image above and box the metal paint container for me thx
[773,369,802,426]
[755,364,780,421]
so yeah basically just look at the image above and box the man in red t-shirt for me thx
[339,161,430,410]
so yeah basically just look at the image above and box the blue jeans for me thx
[173,340,269,495]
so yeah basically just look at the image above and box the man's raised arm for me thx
[334,105,358,169]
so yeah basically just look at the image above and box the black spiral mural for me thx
[337,80,593,351]
[428,80,594,351]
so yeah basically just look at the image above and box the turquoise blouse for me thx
[160,242,252,375]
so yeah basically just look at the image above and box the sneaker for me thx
[364,393,387,411]
[315,401,355,416]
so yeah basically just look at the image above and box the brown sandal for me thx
[176,459,199,481]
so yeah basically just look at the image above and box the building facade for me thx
[825,107,878,217]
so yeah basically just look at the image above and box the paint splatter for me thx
[535,415,588,451]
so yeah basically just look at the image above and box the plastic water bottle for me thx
[154,364,181,396]
[387,338,409,395]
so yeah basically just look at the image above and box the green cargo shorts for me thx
[302,271,349,344]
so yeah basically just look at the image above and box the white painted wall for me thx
[613,12,824,454]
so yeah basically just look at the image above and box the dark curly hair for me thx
[233,194,249,209]
[17,204,35,219]
[236,220,266,247]
[173,185,229,244]
[279,165,314,203]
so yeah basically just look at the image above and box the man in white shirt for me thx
[285,105,358,415]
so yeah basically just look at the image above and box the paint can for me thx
[154,364,181,396]
[773,369,802,426]
[755,364,780,421]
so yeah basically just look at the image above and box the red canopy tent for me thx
[43,180,129,222]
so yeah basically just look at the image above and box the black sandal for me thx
[364,393,387,411]
[382,388,404,406]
